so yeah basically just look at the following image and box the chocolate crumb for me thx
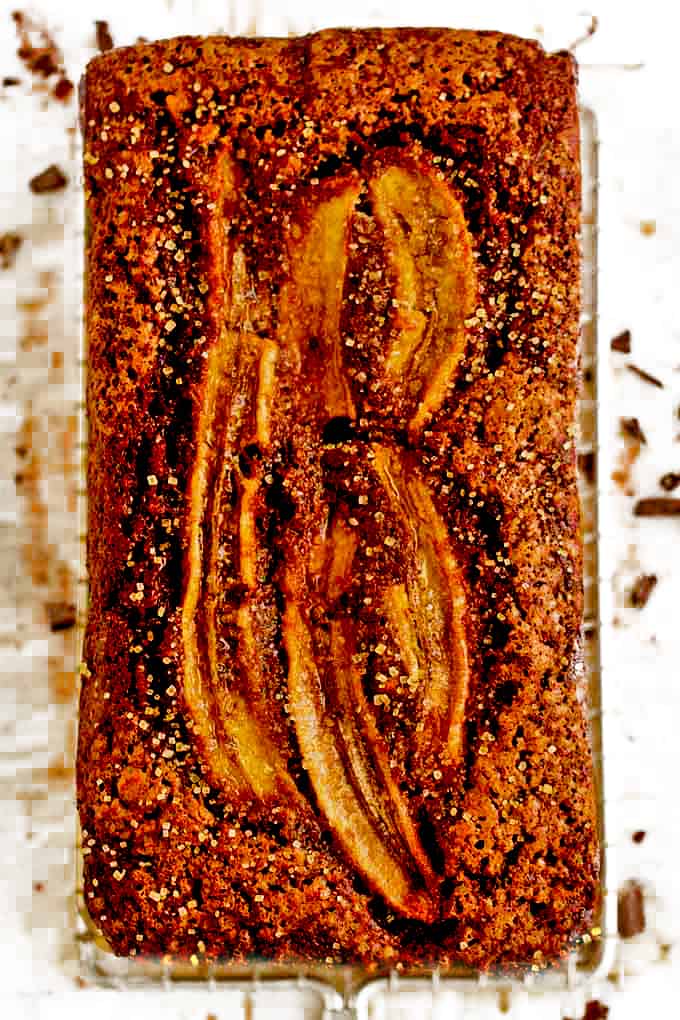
[620,417,646,444]
[628,574,657,609]
[29,164,68,194]
[2,75,21,87]
[627,364,664,389]
[0,232,22,269]
[46,600,76,632]
[610,329,631,353]
[617,880,645,938]
[20,47,58,78]
[583,1004,609,1020]
[577,451,596,484]
[33,881,45,892]
[660,472,680,492]
[634,497,680,517]
[563,1001,609,1020]
[95,20,114,53]
[632,830,646,844]
[53,76,74,101]
[12,10,63,83]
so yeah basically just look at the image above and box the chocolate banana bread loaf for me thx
[78,27,600,970]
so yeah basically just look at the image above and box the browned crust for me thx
[78,28,598,971]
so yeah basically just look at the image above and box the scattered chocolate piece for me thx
[583,1004,609,1020]
[0,232,22,269]
[12,10,70,101]
[52,76,73,101]
[660,472,680,492]
[617,880,646,938]
[2,75,21,87]
[578,451,596,484]
[563,1001,609,1020]
[620,417,646,444]
[628,574,657,608]
[28,50,58,77]
[627,363,664,388]
[640,220,656,236]
[33,881,45,892]
[632,830,646,844]
[29,164,67,194]
[12,10,60,78]
[634,497,680,517]
[610,329,631,353]
[95,19,114,52]
[46,600,76,632]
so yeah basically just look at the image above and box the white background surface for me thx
[1,1,679,1017]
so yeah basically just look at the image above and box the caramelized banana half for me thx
[370,165,476,435]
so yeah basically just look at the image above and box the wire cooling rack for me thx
[73,97,617,1018]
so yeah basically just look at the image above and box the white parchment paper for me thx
[1,1,678,1017]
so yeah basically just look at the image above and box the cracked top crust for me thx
[78,28,599,971]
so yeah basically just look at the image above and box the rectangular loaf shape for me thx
[78,28,599,970]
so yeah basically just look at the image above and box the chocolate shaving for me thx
[634,497,680,517]
[632,830,646,844]
[627,363,664,389]
[617,880,646,938]
[95,20,114,53]
[0,232,22,269]
[620,417,646,444]
[628,574,657,609]
[660,471,680,492]
[46,600,76,632]
[2,75,21,87]
[610,329,631,353]
[29,164,68,194]
[577,450,596,484]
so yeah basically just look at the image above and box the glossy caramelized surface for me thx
[79,28,599,969]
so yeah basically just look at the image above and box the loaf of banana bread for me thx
[78,27,599,970]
